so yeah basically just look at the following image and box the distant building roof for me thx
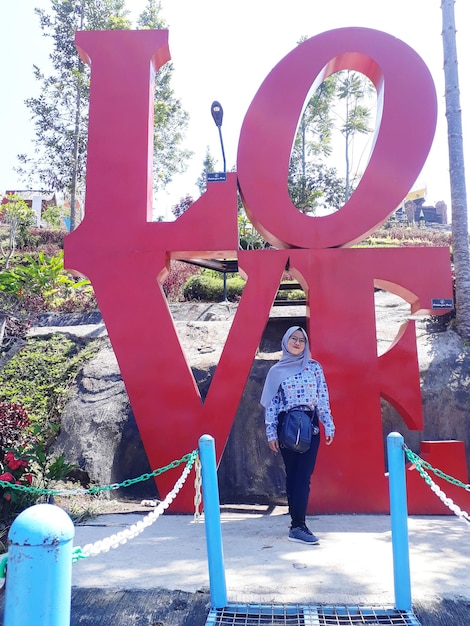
[2,190,57,211]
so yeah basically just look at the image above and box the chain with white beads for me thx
[413,461,470,524]
[193,454,202,522]
[76,461,193,559]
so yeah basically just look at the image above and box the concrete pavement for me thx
[71,505,470,607]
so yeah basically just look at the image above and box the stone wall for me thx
[46,294,470,503]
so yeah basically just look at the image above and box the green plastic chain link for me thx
[0,554,7,579]
[0,449,199,576]
[72,446,199,563]
[0,449,199,497]
[403,444,470,491]
[71,546,88,562]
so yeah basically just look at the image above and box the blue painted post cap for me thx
[199,434,214,443]
[387,432,404,445]
[9,503,74,546]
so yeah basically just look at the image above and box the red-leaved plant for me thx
[0,403,36,518]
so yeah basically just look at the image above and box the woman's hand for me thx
[268,439,280,453]
[325,435,334,446]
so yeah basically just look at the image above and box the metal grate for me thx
[317,605,421,625]
[205,605,421,626]
[206,604,307,625]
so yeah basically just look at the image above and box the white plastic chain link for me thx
[78,460,193,558]
[420,466,470,524]
[193,454,202,522]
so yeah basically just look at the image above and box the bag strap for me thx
[278,384,287,409]
[280,383,318,421]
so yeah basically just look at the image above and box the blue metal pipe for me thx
[5,503,75,626]
[387,432,412,611]
[198,434,227,608]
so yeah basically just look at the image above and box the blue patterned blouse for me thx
[264,359,335,442]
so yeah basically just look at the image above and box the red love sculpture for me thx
[65,27,462,514]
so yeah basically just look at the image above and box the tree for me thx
[137,0,193,190]
[441,0,470,340]
[289,77,346,214]
[288,160,346,215]
[17,0,191,231]
[17,1,130,231]
[0,193,35,351]
[288,59,374,214]
[335,71,374,200]
[196,147,218,195]
[289,74,338,214]
[41,205,63,230]
[0,194,35,270]
[171,195,193,219]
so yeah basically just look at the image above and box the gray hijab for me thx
[260,326,310,408]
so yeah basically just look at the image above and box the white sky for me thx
[1,0,469,222]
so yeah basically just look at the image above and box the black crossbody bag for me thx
[277,386,320,454]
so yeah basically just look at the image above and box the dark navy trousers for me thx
[280,432,320,528]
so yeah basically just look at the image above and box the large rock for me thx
[382,325,470,450]
[53,342,158,499]
[43,294,470,503]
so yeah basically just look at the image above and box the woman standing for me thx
[261,326,335,545]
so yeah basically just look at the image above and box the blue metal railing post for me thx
[198,434,227,608]
[387,432,412,611]
[5,503,75,626]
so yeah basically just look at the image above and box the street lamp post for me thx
[210,100,228,301]
[211,101,226,174]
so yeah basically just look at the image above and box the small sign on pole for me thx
[431,298,454,309]
[207,172,227,183]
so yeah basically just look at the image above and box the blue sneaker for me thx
[288,525,320,545]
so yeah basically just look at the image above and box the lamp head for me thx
[211,101,223,128]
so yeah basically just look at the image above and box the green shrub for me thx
[183,274,221,301]
[358,225,453,249]
[162,261,201,302]
[20,228,65,254]
[275,282,306,301]
[287,289,305,301]
[225,276,246,301]
[0,334,101,423]
[0,250,95,314]
[183,273,245,302]
[0,335,100,527]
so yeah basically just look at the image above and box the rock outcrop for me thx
[38,293,470,503]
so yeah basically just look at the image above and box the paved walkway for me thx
[71,506,469,606]
[2,507,469,624]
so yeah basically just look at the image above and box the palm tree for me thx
[441,0,470,339]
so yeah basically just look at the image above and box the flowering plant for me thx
[0,402,78,524]
[0,450,34,504]
[0,403,36,518]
